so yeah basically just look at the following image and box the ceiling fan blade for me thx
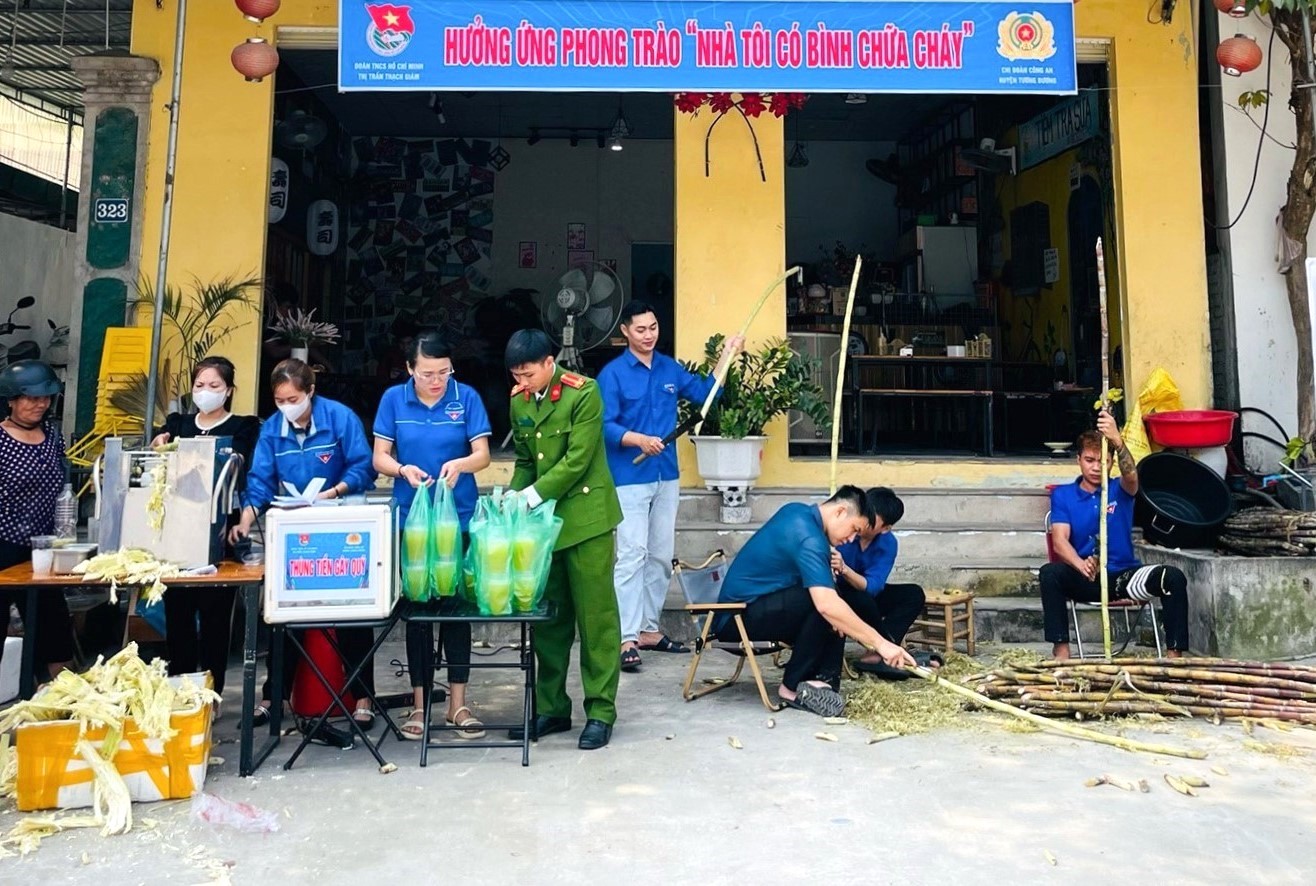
[586,269,616,306]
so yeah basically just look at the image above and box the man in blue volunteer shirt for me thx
[1041,410,1191,660]
[597,301,743,673]
[831,487,930,677]
[717,486,915,717]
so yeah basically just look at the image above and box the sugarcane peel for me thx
[73,548,181,605]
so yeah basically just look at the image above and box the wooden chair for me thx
[1045,512,1163,658]
[673,551,785,712]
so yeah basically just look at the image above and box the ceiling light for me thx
[787,142,809,168]
[527,128,541,146]
[608,135,624,152]
[609,96,630,149]
[845,93,867,105]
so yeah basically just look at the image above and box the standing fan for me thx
[539,262,624,370]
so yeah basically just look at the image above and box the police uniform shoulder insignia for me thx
[559,372,587,389]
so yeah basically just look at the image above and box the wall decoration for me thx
[518,241,537,269]
[344,135,497,371]
[567,222,586,250]
[568,249,594,267]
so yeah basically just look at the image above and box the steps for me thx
[674,487,1049,597]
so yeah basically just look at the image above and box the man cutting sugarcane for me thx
[503,329,623,751]
[1040,411,1192,660]
[596,300,744,673]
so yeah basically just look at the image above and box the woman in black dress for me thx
[150,356,260,706]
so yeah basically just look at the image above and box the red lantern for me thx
[231,37,280,83]
[235,0,281,23]
[1217,33,1262,77]
[1212,0,1248,18]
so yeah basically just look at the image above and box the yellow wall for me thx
[129,0,1208,491]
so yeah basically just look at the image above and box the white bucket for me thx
[1187,445,1228,479]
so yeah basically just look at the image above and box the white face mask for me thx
[278,398,310,423]
[192,389,228,414]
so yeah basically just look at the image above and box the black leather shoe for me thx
[508,714,572,741]
[578,719,612,750]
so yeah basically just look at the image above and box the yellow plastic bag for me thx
[1122,368,1183,463]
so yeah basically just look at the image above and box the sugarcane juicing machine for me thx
[94,436,243,566]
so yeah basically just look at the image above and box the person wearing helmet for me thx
[0,360,74,687]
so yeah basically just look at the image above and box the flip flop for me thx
[638,636,690,654]
[620,647,642,672]
[782,682,846,718]
[913,651,945,670]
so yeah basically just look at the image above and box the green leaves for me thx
[1283,435,1312,466]
[1238,89,1271,109]
[680,334,832,439]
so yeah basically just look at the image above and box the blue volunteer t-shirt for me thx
[836,531,898,596]
[1050,477,1140,573]
[373,379,492,530]
[720,503,836,605]
[597,349,718,486]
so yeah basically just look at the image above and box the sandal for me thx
[638,635,689,654]
[620,647,642,672]
[352,707,377,730]
[252,702,270,727]
[400,709,425,741]
[782,682,846,718]
[446,706,485,740]
[912,651,945,670]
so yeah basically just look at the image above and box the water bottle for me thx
[54,483,77,541]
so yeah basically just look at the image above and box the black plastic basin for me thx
[1135,452,1232,549]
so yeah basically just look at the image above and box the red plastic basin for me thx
[1143,410,1238,448]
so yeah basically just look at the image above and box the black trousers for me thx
[1039,562,1191,651]
[405,617,472,688]
[716,586,844,692]
[840,583,926,645]
[164,586,236,695]
[0,539,73,685]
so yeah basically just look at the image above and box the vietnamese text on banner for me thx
[337,1,1078,95]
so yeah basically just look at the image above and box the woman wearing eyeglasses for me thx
[372,332,492,740]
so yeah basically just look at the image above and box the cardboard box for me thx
[15,674,213,812]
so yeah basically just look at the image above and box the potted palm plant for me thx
[266,307,340,363]
[681,334,830,521]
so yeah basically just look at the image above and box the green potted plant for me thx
[681,334,830,514]
[266,307,340,364]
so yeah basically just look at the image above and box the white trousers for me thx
[614,480,680,644]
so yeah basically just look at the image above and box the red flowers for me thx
[769,92,807,117]
[708,92,736,114]
[739,93,767,118]
[674,92,707,113]
[674,92,807,118]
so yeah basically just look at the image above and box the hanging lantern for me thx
[231,37,280,82]
[1212,0,1248,18]
[235,0,281,23]
[1217,34,1262,77]
[268,157,289,224]
[307,199,339,256]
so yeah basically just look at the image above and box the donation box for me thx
[263,504,398,623]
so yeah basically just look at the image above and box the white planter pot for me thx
[290,346,309,363]
[690,436,766,490]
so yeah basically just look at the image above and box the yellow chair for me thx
[65,327,152,468]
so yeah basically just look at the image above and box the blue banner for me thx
[282,530,373,593]
[338,1,1077,95]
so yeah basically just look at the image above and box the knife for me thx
[632,414,702,465]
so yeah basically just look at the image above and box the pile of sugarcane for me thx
[1218,509,1316,557]
[969,657,1316,725]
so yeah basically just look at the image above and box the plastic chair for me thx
[66,327,152,468]
[1044,511,1163,658]
[673,550,785,712]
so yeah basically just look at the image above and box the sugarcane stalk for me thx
[907,666,1206,758]
[1096,236,1112,661]
[830,256,862,496]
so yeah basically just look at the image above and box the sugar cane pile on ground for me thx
[969,657,1316,726]
[1217,509,1316,557]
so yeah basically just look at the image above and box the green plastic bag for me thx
[401,483,433,602]
[510,499,562,612]
[430,482,464,598]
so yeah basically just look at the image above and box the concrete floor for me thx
[3,638,1316,884]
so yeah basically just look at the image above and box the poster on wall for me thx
[338,1,1077,95]
[518,241,537,269]
[566,223,586,249]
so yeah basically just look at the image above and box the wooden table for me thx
[0,563,264,742]
[849,356,994,455]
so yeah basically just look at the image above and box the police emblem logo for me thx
[366,4,415,58]
[996,11,1056,62]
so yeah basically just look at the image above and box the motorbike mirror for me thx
[15,296,35,309]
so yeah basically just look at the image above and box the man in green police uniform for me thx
[504,329,623,750]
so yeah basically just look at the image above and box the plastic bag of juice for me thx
[401,484,433,602]
[469,490,513,614]
[430,482,464,597]
[512,500,563,612]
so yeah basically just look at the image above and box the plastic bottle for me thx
[54,483,77,541]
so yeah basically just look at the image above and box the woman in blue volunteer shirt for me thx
[373,332,492,740]
[230,359,379,741]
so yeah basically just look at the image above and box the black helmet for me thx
[0,360,63,400]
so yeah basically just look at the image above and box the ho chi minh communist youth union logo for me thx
[365,3,415,57]
[997,11,1057,62]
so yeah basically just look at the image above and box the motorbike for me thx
[0,296,41,367]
